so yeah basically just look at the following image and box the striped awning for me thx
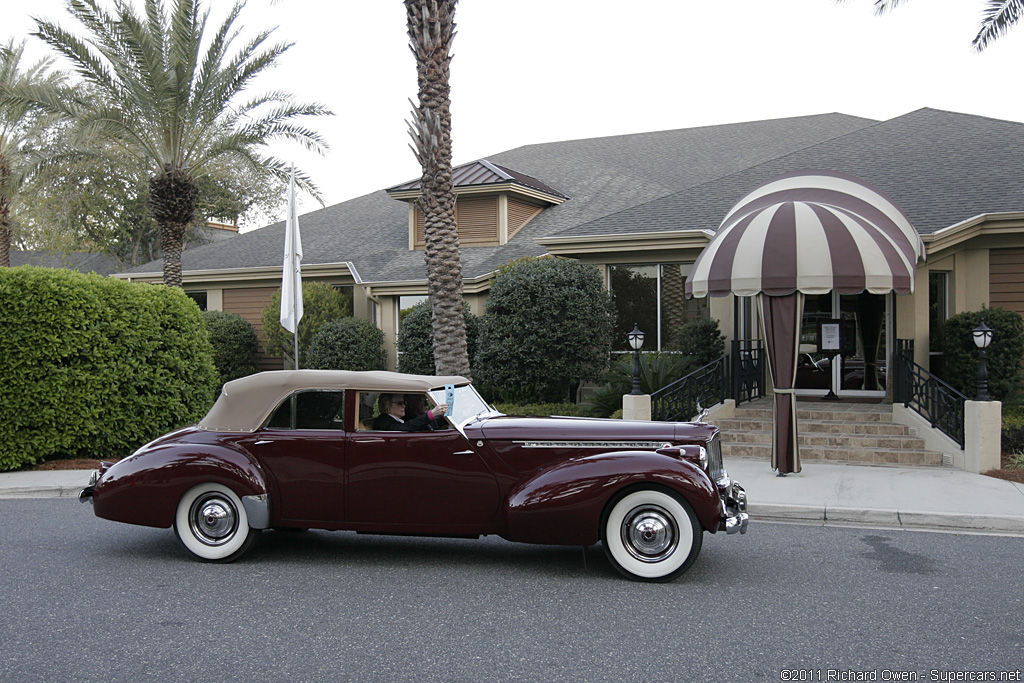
[685,171,925,298]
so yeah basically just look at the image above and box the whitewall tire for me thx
[174,483,259,562]
[601,488,703,582]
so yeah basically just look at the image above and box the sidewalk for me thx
[3,459,1024,536]
[728,457,1024,535]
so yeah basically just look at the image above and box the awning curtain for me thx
[685,170,923,474]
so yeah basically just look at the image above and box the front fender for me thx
[92,443,267,529]
[504,451,719,546]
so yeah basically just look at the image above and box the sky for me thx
[7,0,1024,227]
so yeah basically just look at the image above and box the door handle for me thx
[452,450,474,456]
[355,438,385,444]
[255,440,273,446]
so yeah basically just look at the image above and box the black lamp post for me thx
[628,324,645,395]
[972,320,993,401]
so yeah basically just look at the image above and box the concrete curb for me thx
[750,503,1024,535]
[0,486,88,500]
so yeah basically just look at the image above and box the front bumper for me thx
[79,469,101,505]
[717,476,749,535]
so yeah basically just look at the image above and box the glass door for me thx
[795,292,889,398]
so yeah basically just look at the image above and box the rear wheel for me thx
[601,488,702,582]
[174,483,259,562]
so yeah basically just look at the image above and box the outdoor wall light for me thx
[972,320,993,401]
[628,324,645,395]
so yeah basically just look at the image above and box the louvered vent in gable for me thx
[456,196,499,246]
[411,196,500,249]
[507,196,544,240]
[388,158,567,251]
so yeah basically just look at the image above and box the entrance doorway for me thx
[795,292,890,398]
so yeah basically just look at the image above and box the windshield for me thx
[427,384,496,428]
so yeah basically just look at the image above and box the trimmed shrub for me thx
[475,257,615,403]
[675,318,726,367]
[397,300,481,376]
[491,402,584,417]
[261,282,351,362]
[201,310,258,389]
[1002,404,1024,455]
[305,317,387,371]
[0,266,218,470]
[940,307,1024,402]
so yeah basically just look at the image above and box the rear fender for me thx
[504,451,719,546]
[92,444,267,529]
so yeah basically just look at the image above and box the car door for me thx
[256,390,347,524]
[347,427,500,533]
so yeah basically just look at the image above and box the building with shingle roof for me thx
[117,107,1024,387]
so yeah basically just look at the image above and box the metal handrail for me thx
[893,339,966,449]
[650,340,765,421]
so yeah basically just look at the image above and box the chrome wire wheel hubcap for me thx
[189,494,237,546]
[621,505,678,563]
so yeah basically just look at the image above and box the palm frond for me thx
[973,0,1023,51]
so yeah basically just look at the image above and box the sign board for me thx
[816,319,857,356]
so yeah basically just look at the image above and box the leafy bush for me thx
[0,266,218,470]
[940,307,1024,402]
[1002,404,1024,455]
[201,310,257,389]
[397,300,481,375]
[475,257,615,403]
[261,282,351,362]
[305,317,387,371]
[491,402,585,417]
[675,318,726,367]
[588,352,700,417]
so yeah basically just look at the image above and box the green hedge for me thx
[305,317,387,371]
[492,402,584,417]
[0,266,218,470]
[201,310,258,390]
[397,300,481,376]
[1002,404,1024,455]
[941,307,1024,402]
[475,257,615,403]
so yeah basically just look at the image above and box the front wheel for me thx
[174,483,259,562]
[601,488,703,582]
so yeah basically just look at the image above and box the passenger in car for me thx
[372,393,449,431]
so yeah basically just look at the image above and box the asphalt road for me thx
[1,499,1022,683]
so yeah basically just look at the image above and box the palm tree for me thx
[0,40,65,267]
[405,0,472,378]
[28,0,330,286]
[848,1,1022,51]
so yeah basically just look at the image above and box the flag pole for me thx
[281,164,303,370]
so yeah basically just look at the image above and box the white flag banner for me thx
[280,167,303,335]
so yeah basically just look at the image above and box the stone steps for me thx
[712,400,946,467]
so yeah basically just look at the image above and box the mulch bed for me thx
[982,453,1024,484]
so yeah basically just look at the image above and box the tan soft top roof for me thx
[199,370,470,433]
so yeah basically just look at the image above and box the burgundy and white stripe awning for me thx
[685,171,925,298]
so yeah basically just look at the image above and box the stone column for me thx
[622,394,651,421]
[964,400,1001,474]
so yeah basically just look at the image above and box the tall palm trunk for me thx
[0,155,11,267]
[149,169,198,288]
[406,0,471,379]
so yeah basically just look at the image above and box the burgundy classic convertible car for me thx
[81,370,748,581]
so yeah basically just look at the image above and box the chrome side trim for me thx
[513,441,671,450]
[241,494,270,529]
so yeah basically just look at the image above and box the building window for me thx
[609,264,707,351]
[929,271,950,377]
[186,291,207,310]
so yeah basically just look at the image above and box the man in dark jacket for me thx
[372,393,449,431]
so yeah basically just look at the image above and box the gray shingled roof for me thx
[562,108,1024,238]
[124,109,1024,283]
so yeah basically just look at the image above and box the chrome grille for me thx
[707,432,725,482]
